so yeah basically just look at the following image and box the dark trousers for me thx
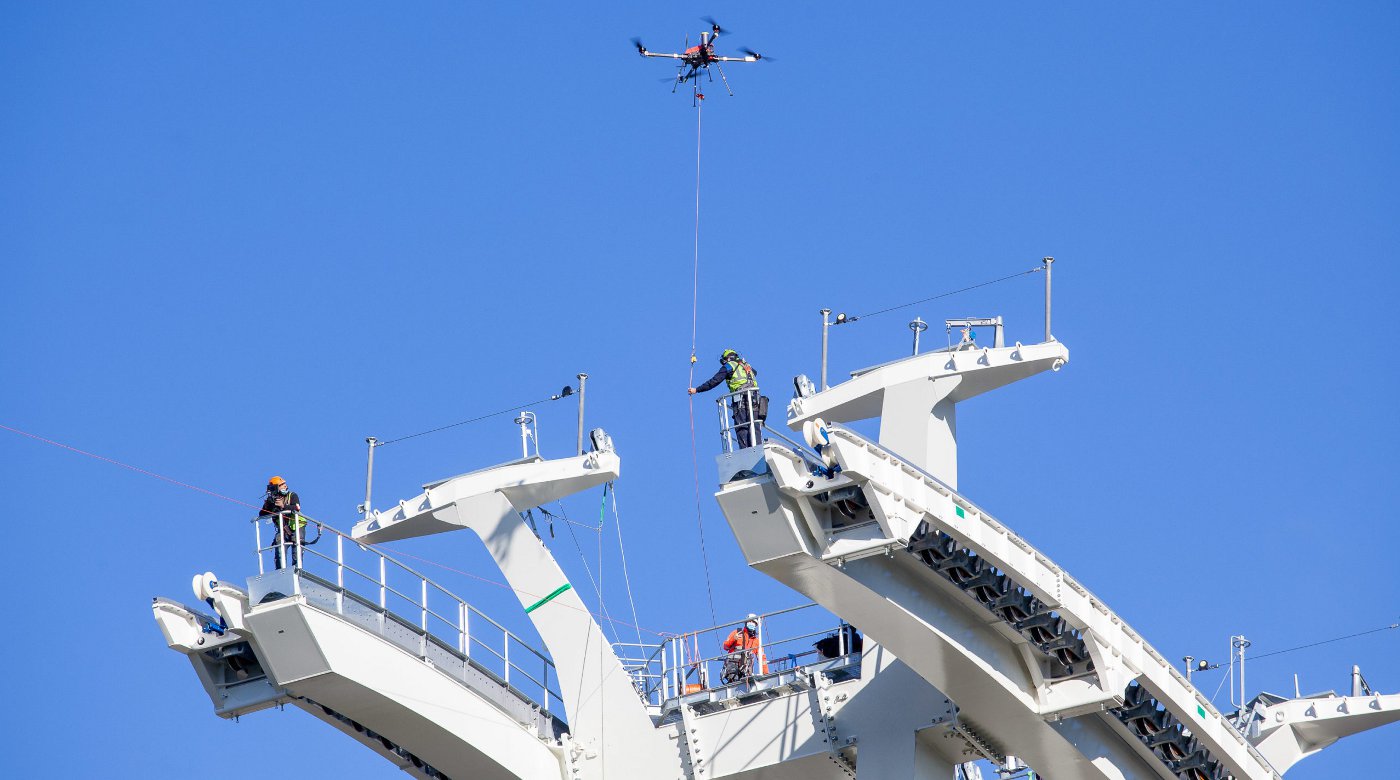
[274,526,303,570]
[732,391,761,448]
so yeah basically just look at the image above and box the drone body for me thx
[632,19,768,98]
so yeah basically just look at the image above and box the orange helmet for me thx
[268,476,286,487]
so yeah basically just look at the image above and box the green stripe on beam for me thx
[525,583,573,614]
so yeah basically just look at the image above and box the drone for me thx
[632,18,770,99]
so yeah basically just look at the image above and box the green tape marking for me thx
[1197,704,1207,719]
[525,583,573,614]
[955,505,966,519]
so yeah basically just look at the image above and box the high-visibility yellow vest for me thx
[269,494,305,529]
[726,360,756,392]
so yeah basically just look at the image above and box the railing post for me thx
[756,616,766,675]
[458,602,468,655]
[361,436,377,516]
[379,556,387,610]
[276,515,285,572]
[749,389,759,447]
[420,578,429,658]
[754,389,760,446]
[254,518,264,576]
[292,521,302,594]
[464,605,472,658]
[504,637,511,686]
[717,396,730,453]
[336,534,344,614]
[576,372,588,456]
[909,317,928,355]
[672,636,681,696]
[820,308,831,391]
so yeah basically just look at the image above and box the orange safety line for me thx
[0,420,671,638]
[688,398,720,629]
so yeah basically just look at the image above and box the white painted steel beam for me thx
[811,426,1281,779]
[351,450,683,780]
[713,422,1326,779]
[716,472,1169,780]
[1245,692,1400,773]
[155,587,565,779]
[786,341,1068,488]
[247,599,566,780]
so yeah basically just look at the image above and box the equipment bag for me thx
[721,651,749,684]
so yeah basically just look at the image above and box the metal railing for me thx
[715,387,767,453]
[614,603,862,709]
[762,425,830,474]
[251,515,564,717]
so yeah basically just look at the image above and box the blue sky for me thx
[2,2,1397,777]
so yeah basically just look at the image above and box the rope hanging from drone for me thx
[628,19,770,371]
[632,17,770,632]
[687,88,721,628]
[690,81,702,373]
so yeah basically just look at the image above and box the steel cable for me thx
[376,393,566,446]
[0,420,670,637]
[850,266,1043,321]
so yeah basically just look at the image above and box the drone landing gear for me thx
[714,63,734,97]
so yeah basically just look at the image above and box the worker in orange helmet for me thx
[721,613,768,681]
[259,476,304,569]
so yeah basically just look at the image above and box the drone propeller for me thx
[702,17,726,35]
[630,37,647,55]
[740,47,772,61]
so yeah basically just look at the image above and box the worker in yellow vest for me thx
[260,475,304,569]
[689,349,764,447]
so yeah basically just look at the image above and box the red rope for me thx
[0,420,670,637]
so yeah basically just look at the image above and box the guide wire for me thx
[1249,622,1399,663]
[691,95,703,364]
[540,505,601,532]
[377,393,566,446]
[1201,622,1399,704]
[848,266,1043,322]
[1209,667,1232,704]
[0,422,252,505]
[689,400,720,630]
[555,498,621,646]
[685,89,720,631]
[610,484,647,648]
[0,420,670,637]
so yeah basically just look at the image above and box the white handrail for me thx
[249,516,564,715]
[818,425,1282,779]
[616,603,861,707]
